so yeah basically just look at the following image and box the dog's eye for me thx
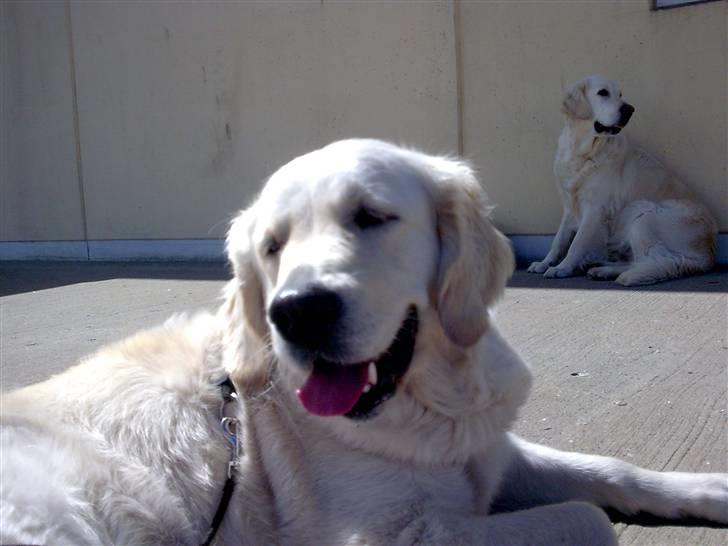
[597,89,610,98]
[353,206,396,230]
[265,238,282,257]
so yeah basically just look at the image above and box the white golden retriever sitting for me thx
[2,140,727,545]
[528,75,717,285]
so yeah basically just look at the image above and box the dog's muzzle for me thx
[594,103,634,135]
[269,285,419,419]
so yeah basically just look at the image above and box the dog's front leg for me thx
[528,211,577,274]
[493,434,728,523]
[544,209,606,278]
[395,502,617,546]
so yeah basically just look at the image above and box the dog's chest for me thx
[555,152,620,219]
[554,148,600,194]
[274,445,475,545]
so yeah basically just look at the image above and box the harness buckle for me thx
[220,416,240,479]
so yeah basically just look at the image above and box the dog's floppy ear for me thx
[221,208,270,391]
[226,208,267,339]
[428,157,514,347]
[562,80,592,120]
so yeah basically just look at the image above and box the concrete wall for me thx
[1,1,85,241]
[1,1,726,252]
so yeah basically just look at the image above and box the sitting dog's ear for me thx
[428,158,514,347]
[222,208,270,391]
[562,80,592,120]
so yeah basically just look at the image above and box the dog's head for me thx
[224,140,528,463]
[562,74,634,136]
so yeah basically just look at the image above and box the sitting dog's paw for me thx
[615,270,655,286]
[544,266,573,278]
[587,266,620,280]
[527,261,549,274]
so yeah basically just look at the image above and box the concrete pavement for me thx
[1,262,726,545]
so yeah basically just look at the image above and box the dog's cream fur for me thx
[528,75,717,285]
[2,140,726,545]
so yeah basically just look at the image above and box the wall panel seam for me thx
[65,0,89,258]
[453,0,464,156]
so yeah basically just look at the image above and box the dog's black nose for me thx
[268,285,343,350]
[619,103,634,125]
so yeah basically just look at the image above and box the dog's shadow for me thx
[605,508,728,529]
[491,504,727,530]
[0,261,230,297]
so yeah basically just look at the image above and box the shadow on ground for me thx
[1,262,726,298]
[0,261,230,297]
[606,508,728,530]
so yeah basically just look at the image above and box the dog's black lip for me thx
[334,305,418,420]
[594,120,623,135]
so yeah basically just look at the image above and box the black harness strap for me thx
[201,377,239,546]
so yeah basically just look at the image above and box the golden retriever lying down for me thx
[528,75,717,285]
[2,140,726,545]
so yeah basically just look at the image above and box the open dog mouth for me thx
[297,306,418,420]
[594,121,624,135]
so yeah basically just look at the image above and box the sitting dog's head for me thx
[224,140,528,463]
[562,74,634,136]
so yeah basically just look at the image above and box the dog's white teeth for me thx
[368,362,378,386]
[363,384,372,393]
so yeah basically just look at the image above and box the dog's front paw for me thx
[640,471,728,523]
[544,266,574,278]
[587,266,620,280]
[527,261,550,274]
[615,270,655,286]
[681,473,728,523]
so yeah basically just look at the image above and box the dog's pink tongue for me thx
[298,362,368,417]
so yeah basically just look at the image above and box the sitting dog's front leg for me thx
[544,209,607,278]
[528,211,577,274]
[494,434,728,523]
